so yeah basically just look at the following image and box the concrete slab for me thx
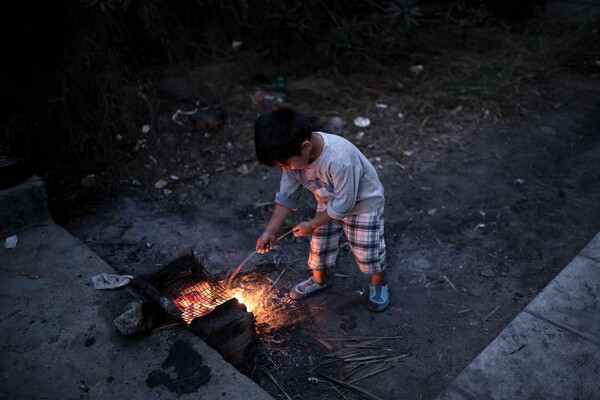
[580,232,600,264]
[525,255,600,343]
[440,312,600,400]
[0,222,273,399]
[438,233,600,400]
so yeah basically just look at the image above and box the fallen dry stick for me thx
[484,305,500,321]
[343,353,410,369]
[262,367,293,400]
[343,354,394,363]
[341,339,384,348]
[317,373,385,400]
[265,267,287,294]
[442,274,458,292]
[325,347,364,359]
[150,322,182,334]
[323,335,403,342]
[314,336,334,351]
[342,362,372,380]
[379,353,411,363]
[308,358,339,372]
[347,364,394,385]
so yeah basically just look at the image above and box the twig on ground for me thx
[442,275,459,292]
[483,305,499,321]
[334,273,350,278]
[342,339,384,349]
[347,364,394,384]
[262,367,293,400]
[442,302,468,309]
[419,116,430,133]
[325,380,352,399]
[344,354,410,364]
[435,237,445,248]
[343,354,390,363]
[533,177,560,192]
[309,358,339,372]
[342,363,372,381]
[282,306,306,313]
[323,336,403,342]
[265,267,286,294]
[317,373,385,400]
[314,336,334,351]
[150,322,182,334]
[326,349,363,359]
[444,188,460,199]
[379,354,411,363]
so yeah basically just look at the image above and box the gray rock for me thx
[406,250,433,272]
[113,300,158,336]
[480,267,496,278]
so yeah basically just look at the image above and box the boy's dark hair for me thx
[254,108,312,166]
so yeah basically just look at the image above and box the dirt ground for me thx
[61,66,600,400]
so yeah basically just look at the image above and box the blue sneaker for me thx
[368,284,389,312]
[290,277,330,300]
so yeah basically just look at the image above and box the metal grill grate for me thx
[143,251,230,325]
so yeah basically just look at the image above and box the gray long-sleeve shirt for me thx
[275,132,384,219]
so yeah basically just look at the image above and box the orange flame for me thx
[229,287,260,313]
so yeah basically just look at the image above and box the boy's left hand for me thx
[293,221,314,237]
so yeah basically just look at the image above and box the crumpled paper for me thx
[4,235,18,249]
[91,273,134,290]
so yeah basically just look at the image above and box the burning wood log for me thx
[190,298,256,368]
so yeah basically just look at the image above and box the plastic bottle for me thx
[275,74,286,91]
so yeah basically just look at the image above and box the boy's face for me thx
[276,140,312,171]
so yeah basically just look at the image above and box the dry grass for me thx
[261,21,600,164]
[108,19,599,219]
[36,12,598,220]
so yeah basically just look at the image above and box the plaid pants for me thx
[308,207,386,275]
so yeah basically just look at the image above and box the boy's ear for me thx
[301,140,312,151]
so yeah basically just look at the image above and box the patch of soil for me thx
[63,72,600,399]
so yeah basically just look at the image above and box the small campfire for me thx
[132,251,257,367]
[226,262,308,333]
[129,251,408,399]
[130,249,306,369]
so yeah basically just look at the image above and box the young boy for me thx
[254,108,389,312]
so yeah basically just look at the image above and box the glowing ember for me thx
[229,288,260,312]
[224,278,304,332]
[173,281,227,325]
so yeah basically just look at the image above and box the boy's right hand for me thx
[256,231,276,254]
